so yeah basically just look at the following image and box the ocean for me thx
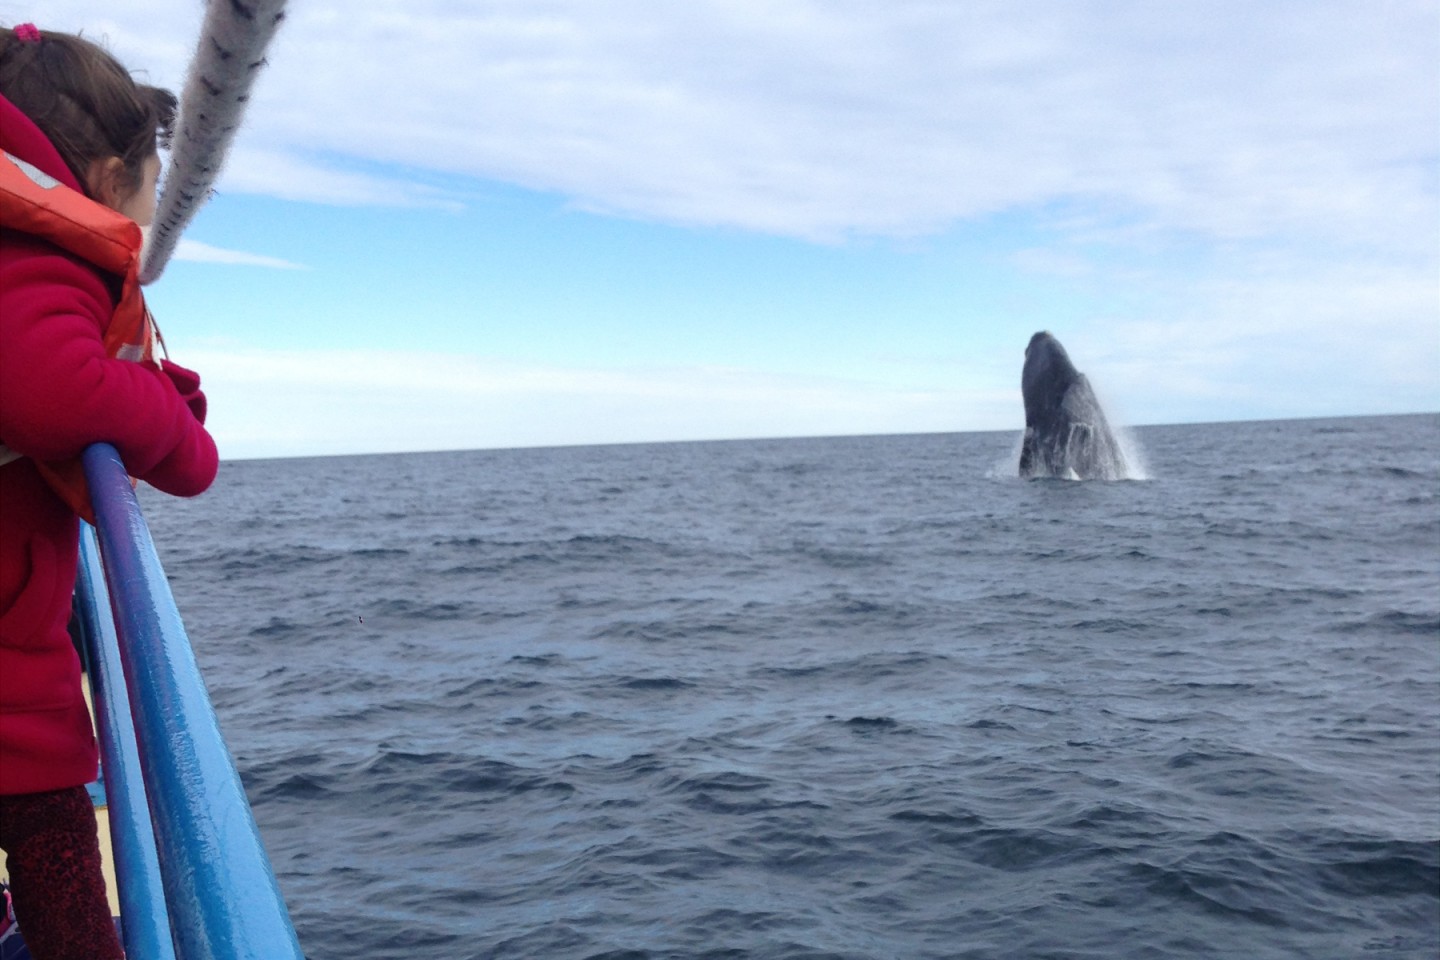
[139,413,1439,960]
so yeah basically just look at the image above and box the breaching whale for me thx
[1019,331,1128,480]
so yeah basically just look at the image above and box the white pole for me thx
[140,0,287,285]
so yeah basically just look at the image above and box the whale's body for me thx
[1019,332,1128,480]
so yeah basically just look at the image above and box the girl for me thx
[0,23,219,960]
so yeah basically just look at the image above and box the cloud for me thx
[19,0,1438,448]
[215,146,467,211]
[30,0,1439,252]
[179,345,1011,459]
[1074,254,1440,424]
[266,1,1434,252]
[171,238,306,269]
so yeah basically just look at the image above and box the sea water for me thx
[141,414,1439,960]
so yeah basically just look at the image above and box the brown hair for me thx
[0,26,175,198]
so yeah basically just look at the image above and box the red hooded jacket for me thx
[0,93,219,794]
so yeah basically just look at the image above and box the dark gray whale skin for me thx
[1019,331,1126,480]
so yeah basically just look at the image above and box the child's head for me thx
[0,24,175,222]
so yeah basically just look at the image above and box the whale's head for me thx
[1024,331,1072,367]
[1022,331,1080,414]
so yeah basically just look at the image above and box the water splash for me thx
[1112,424,1150,481]
[1014,421,1149,482]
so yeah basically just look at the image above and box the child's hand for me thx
[160,359,208,425]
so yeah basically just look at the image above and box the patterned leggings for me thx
[0,786,123,960]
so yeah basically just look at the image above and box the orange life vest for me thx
[0,148,157,523]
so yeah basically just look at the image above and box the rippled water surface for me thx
[144,414,1440,959]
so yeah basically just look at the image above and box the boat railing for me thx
[74,442,304,960]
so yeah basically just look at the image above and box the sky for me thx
[7,1,1438,460]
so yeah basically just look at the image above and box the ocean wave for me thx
[139,416,1439,960]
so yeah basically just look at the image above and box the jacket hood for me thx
[0,91,84,192]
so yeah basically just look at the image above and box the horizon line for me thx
[205,410,1438,465]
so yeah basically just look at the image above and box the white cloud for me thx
[171,238,306,269]
[23,0,1439,252]
[216,146,466,211]
[1073,256,1440,425]
[179,345,1011,459]
[13,0,1437,449]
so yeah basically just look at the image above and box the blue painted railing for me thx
[74,527,177,960]
[76,442,304,960]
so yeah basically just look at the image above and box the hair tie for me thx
[13,23,41,43]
